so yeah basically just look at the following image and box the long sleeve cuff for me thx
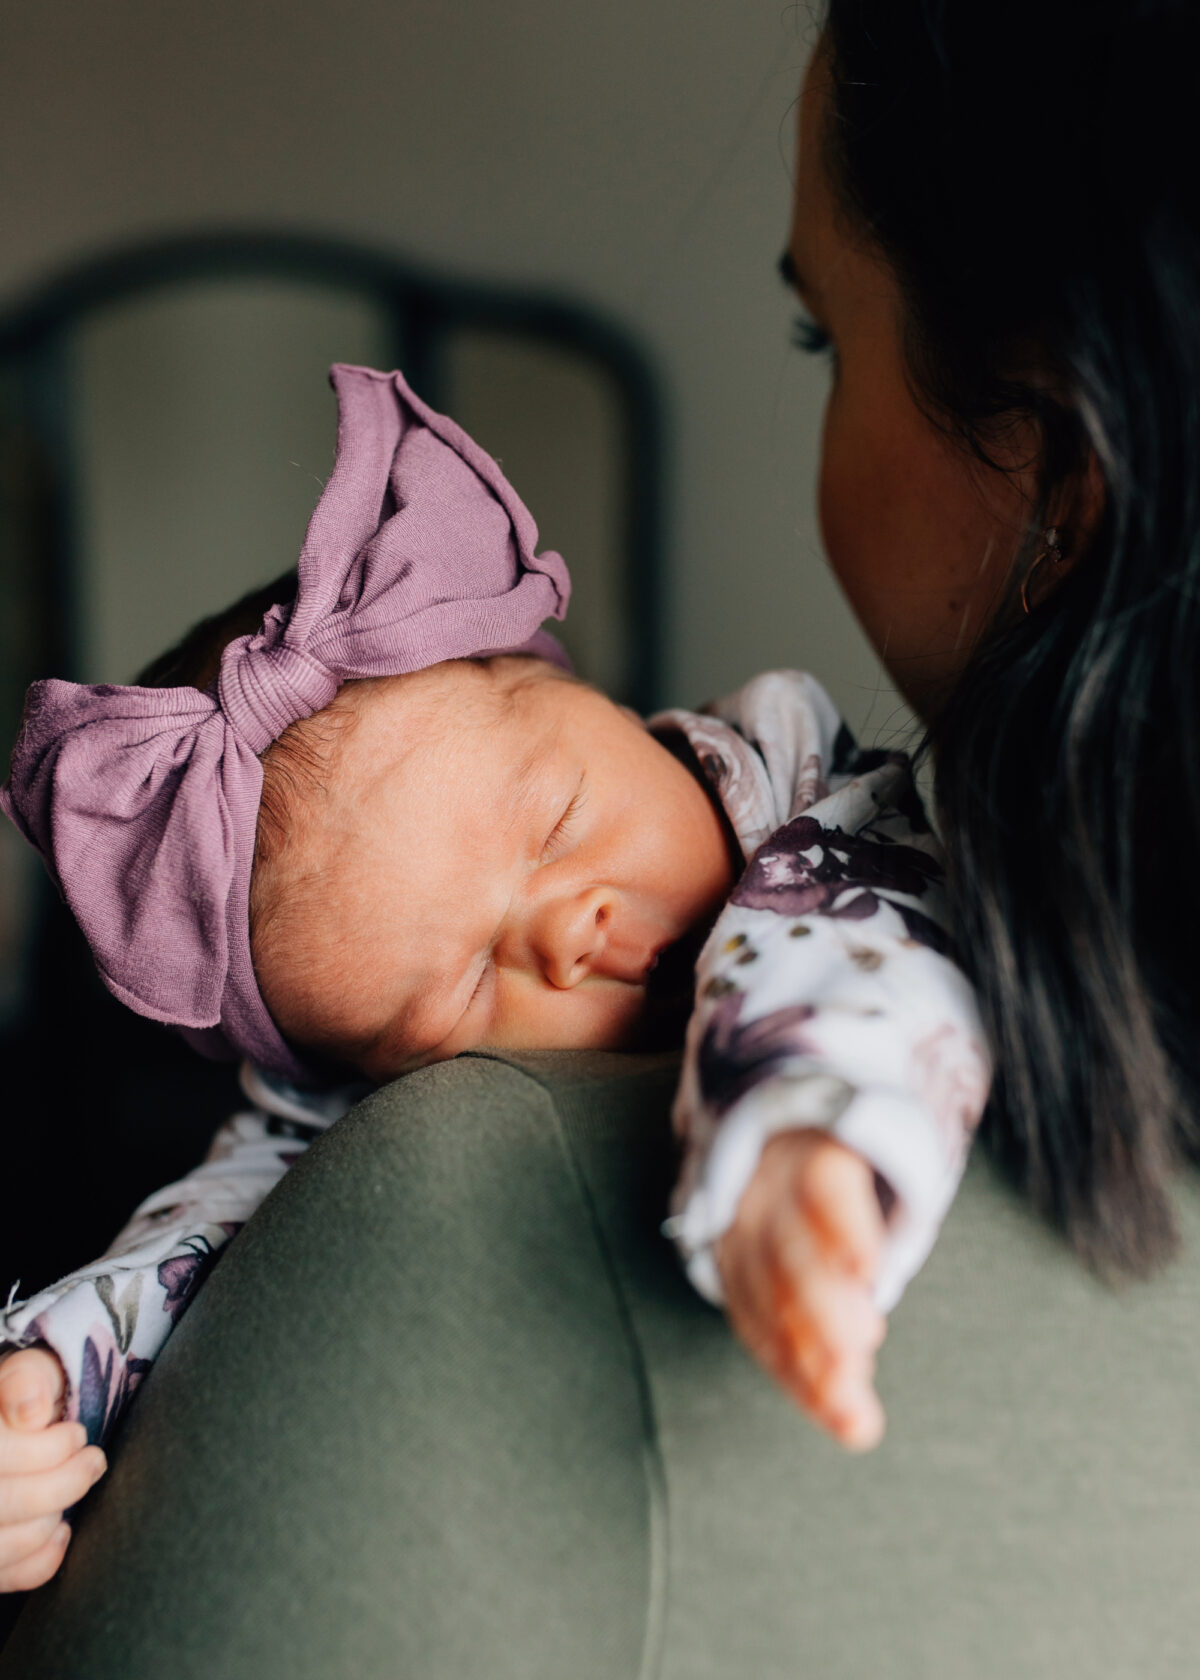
[668,887,991,1316]
[668,1074,967,1315]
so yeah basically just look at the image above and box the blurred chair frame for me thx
[0,226,664,706]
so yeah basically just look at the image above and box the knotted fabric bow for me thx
[0,363,571,1081]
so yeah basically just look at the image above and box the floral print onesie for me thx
[0,670,991,1442]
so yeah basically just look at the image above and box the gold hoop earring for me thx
[1021,526,1067,615]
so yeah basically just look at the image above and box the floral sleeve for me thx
[657,673,993,1316]
[0,1109,320,1444]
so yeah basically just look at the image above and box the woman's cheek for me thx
[817,391,895,633]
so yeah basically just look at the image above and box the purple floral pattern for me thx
[158,1226,242,1323]
[734,814,954,958]
[697,991,821,1117]
[78,1331,154,1447]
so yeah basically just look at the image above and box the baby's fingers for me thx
[0,1521,71,1594]
[0,1446,106,1526]
[775,1265,877,1379]
[0,1420,88,1477]
[0,1510,70,1572]
[795,1141,885,1282]
[0,1349,66,1432]
[764,1226,888,1448]
[813,1351,886,1452]
[717,1218,791,1377]
[773,1229,887,1365]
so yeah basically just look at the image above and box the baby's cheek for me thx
[482,973,651,1053]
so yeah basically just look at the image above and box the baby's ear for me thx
[0,1348,66,1431]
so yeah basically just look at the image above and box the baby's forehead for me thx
[329,656,579,804]
[349,653,571,723]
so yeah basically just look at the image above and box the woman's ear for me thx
[1034,444,1106,608]
[1063,445,1106,565]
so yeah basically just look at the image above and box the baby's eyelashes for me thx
[541,778,587,860]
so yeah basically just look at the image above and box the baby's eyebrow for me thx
[512,745,544,809]
[510,734,558,828]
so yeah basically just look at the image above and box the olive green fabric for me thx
[5,1050,1200,1679]
[542,1052,1200,1680]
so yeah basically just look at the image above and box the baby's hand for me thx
[0,1347,106,1592]
[716,1130,888,1451]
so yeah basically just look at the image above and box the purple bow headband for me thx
[1,363,570,1082]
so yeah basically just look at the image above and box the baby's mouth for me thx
[644,925,707,1005]
[630,935,701,1051]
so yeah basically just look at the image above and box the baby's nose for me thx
[533,889,613,989]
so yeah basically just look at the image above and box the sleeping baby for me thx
[0,364,989,1593]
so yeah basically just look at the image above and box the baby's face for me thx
[253,660,735,1080]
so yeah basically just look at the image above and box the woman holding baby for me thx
[0,0,1196,1656]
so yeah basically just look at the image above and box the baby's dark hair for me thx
[136,568,299,692]
[135,568,358,872]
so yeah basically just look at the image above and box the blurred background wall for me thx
[0,0,926,1295]
[0,0,912,723]
[0,0,921,1033]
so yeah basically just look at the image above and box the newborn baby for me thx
[0,365,989,1593]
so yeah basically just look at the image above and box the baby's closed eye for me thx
[542,778,586,859]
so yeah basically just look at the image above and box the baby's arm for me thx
[0,1104,319,1590]
[669,752,992,1448]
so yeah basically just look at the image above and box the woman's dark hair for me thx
[137,569,367,881]
[134,568,337,873]
[822,0,1200,1275]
